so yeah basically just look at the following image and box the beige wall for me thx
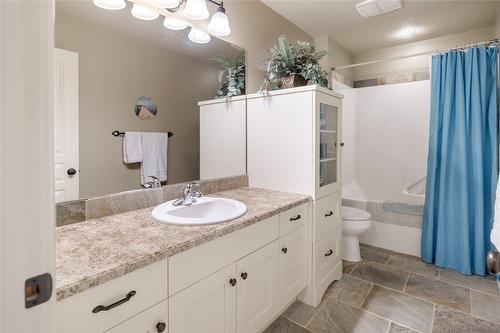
[495,3,500,38]
[56,13,220,198]
[221,0,313,92]
[315,35,354,83]
[352,27,495,81]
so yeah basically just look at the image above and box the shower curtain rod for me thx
[331,38,498,71]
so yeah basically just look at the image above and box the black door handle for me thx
[229,278,237,286]
[325,249,334,257]
[156,322,167,333]
[282,247,288,254]
[92,291,136,313]
[289,214,301,221]
[325,211,334,217]
[241,272,248,280]
[67,168,77,176]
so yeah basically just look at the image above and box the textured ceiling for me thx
[262,0,499,55]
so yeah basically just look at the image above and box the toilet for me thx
[341,206,372,262]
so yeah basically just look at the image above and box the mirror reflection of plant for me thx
[210,54,245,99]
[260,35,329,91]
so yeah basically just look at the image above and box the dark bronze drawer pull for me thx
[324,249,334,257]
[229,278,237,286]
[325,211,334,217]
[289,214,301,221]
[92,290,136,313]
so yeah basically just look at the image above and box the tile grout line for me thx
[282,315,314,333]
[429,303,436,332]
[402,272,411,293]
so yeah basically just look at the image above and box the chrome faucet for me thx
[173,181,203,206]
[145,176,161,189]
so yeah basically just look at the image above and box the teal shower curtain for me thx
[422,44,498,275]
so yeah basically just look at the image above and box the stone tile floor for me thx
[264,243,500,333]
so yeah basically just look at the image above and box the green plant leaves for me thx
[210,54,246,99]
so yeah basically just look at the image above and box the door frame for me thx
[1,1,55,332]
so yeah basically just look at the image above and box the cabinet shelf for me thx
[320,129,337,134]
[319,157,337,163]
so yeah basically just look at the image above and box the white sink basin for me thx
[152,197,248,226]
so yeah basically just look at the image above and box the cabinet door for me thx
[169,264,237,333]
[279,226,308,309]
[105,300,168,333]
[315,91,342,199]
[237,240,280,333]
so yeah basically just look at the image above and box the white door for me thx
[54,48,79,203]
[105,300,168,333]
[1,1,55,332]
[237,240,280,333]
[279,226,308,309]
[169,263,237,333]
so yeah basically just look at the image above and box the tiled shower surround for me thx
[56,175,248,226]
[343,198,423,228]
[265,244,500,333]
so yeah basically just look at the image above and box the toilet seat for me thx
[342,206,371,221]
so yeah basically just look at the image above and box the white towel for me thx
[140,132,168,185]
[123,132,143,164]
[491,176,500,250]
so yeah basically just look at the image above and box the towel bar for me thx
[112,130,173,137]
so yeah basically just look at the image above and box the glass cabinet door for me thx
[316,93,341,198]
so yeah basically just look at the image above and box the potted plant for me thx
[261,35,329,90]
[210,54,246,99]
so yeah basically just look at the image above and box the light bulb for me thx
[163,17,188,30]
[152,0,181,9]
[208,8,231,36]
[93,0,126,10]
[188,28,210,44]
[183,0,209,20]
[131,4,159,20]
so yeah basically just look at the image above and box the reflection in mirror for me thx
[54,0,245,202]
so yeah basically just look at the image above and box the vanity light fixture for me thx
[152,0,181,9]
[93,0,126,10]
[163,16,188,30]
[131,3,160,20]
[188,27,211,44]
[208,4,230,36]
[93,0,232,44]
[183,0,210,20]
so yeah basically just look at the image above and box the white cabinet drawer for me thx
[56,259,168,333]
[105,300,168,333]
[313,192,341,242]
[313,230,341,285]
[279,225,307,309]
[279,203,309,236]
[169,215,279,296]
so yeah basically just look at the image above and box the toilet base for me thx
[342,235,362,262]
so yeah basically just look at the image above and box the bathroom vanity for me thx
[55,187,310,333]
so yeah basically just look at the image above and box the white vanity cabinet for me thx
[105,300,168,333]
[169,264,237,333]
[247,85,343,307]
[168,204,310,333]
[199,96,246,180]
[57,203,310,333]
[56,259,168,333]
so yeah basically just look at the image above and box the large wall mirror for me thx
[54,0,245,202]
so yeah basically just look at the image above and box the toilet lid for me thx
[342,206,371,221]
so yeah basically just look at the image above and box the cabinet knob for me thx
[67,168,77,176]
[241,272,248,280]
[282,247,288,254]
[156,322,167,333]
[325,211,334,217]
[229,278,237,286]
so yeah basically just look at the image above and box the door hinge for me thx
[25,273,52,308]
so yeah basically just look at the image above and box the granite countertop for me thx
[56,187,310,301]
